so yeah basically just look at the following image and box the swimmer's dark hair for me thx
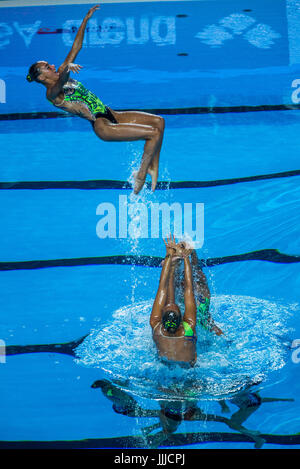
[26,62,42,83]
[162,308,181,333]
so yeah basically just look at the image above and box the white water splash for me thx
[75,295,294,400]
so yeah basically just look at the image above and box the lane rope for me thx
[0,170,299,191]
[0,249,299,272]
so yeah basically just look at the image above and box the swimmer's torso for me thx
[48,79,107,122]
[153,323,196,366]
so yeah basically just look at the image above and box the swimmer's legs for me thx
[227,416,266,449]
[219,400,231,413]
[145,115,164,191]
[110,110,165,192]
[146,431,169,449]
[141,422,161,436]
[93,117,161,194]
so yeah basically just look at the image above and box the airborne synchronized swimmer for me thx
[26,4,165,195]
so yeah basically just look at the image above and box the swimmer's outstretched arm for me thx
[58,5,100,74]
[150,236,176,329]
[182,256,197,330]
[166,262,177,305]
[150,254,172,329]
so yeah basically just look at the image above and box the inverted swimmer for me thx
[26,4,164,194]
[150,236,223,368]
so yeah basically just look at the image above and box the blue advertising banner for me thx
[0,0,289,68]
[0,0,297,112]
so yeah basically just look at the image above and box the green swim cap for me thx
[162,310,181,333]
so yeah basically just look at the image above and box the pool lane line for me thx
[0,249,299,272]
[1,103,300,121]
[6,335,87,357]
[0,431,299,448]
[0,169,299,191]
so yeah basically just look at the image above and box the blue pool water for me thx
[0,0,300,451]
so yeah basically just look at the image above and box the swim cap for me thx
[26,62,42,83]
[162,305,181,333]
[163,303,180,314]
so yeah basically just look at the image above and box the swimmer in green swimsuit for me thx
[150,235,200,367]
[159,243,223,337]
[26,4,164,195]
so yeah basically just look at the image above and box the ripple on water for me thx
[75,295,295,400]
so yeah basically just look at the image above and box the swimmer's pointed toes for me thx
[133,174,146,195]
[147,167,158,192]
[151,181,157,192]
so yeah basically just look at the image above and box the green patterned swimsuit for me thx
[49,79,117,124]
[196,296,211,330]
[179,296,210,342]
[175,294,211,341]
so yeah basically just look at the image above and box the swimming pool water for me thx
[0,111,299,450]
[0,0,300,452]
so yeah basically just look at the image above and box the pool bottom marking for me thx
[0,249,299,272]
[0,169,299,191]
[1,103,300,123]
[0,431,300,449]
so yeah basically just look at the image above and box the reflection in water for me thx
[5,319,296,448]
[91,378,293,449]
[74,286,295,448]
[5,281,297,448]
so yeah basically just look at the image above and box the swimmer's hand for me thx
[85,5,100,20]
[163,235,194,261]
[68,63,83,73]
[175,241,193,259]
[163,234,179,258]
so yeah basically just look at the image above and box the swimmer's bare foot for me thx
[133,171,146,195]
[147,160,159,192]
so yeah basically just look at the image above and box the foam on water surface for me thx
[75,295,295,401]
